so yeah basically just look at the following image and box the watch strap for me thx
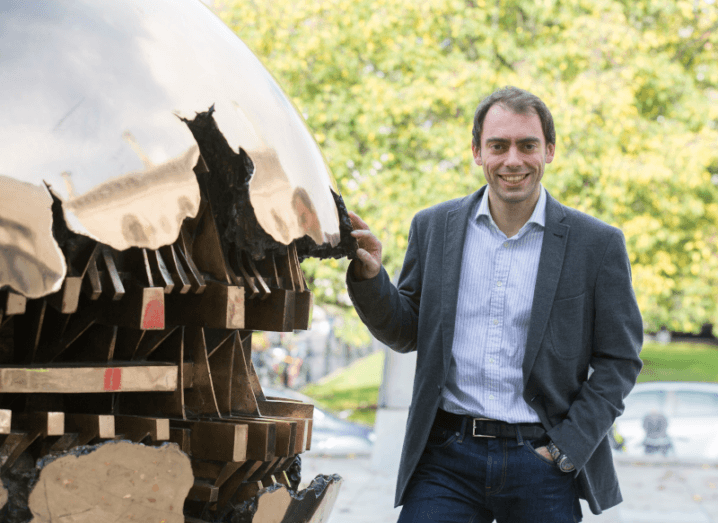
[547,441,575,473]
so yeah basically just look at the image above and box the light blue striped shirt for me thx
[440,186,546,423]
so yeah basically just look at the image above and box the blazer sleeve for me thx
[546,230,643,473]
[346,215,422,353]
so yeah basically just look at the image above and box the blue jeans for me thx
[397,417,583,523]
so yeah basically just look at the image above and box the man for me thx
[347,86,643,522]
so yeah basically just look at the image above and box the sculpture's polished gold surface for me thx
[0,0,341,296]
[0,176,66,298]
[60,144,201,251]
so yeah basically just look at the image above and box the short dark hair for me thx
[471,86,556,147]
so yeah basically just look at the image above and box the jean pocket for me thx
[524,439,558,468]
[425,425,458,449]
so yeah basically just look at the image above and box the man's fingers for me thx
[356,245,379,265]
[348,210,382,280]
[356,248,372,264]
[352,230,381,254]
[535,446,555,461]
[356,248,381,279]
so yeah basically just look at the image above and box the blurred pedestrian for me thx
[642,410,673,456]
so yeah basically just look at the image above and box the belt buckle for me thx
[472,418,496,438]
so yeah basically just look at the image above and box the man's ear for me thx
[545,143,555,164]
[472,142,482,166]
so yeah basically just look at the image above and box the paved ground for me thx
[301,455,718,523]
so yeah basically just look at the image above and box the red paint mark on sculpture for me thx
[142,299,164,330]
[104,368,122,391]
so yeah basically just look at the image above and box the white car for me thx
[263,386,376,457]
[614,381,718,459]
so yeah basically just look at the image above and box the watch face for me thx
[559,458,575,473]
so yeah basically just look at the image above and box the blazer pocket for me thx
[547,293,585,361]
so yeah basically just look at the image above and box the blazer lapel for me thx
[441,187,485,372]
[522,192,569,384]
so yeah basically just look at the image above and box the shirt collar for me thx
[475,185,547,230]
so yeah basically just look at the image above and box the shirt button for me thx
[496,281,502,287]
[503,242,509,248]
[493,319,498,325]
[489,395,495,400]
[490,358,495,363]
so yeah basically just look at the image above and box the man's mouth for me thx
[498,173,529,183]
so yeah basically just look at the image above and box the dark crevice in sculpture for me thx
[286,455,302,488]
[219,473,342,523]
[48,189,95,273]
[182,105,284,261]
[182,106,357,261]
[0,453,34,523]
[296,188,357,261]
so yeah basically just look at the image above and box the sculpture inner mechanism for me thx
[0,109,352,522]
[0,0,354,518]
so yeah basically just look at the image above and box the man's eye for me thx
[524,144,536,150]
[490,144,504,151]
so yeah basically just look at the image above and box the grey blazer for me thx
[347,186,643,514]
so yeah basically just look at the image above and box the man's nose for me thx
[505,146,522,167]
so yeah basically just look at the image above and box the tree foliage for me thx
[220,0,718,337]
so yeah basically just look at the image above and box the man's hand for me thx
[349,211,382,281]
[535,446,554,461]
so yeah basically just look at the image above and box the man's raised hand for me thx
[349,211,382,281]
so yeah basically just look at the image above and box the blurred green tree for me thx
[220,0,718,338]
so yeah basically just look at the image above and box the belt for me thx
[434,408,546,440]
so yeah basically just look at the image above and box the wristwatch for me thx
[547,441,575,473]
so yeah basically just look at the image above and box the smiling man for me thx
[347,87,643,522]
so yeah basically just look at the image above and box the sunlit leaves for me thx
[220,0,718,335]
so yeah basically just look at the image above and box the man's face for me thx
[472,104,554,208]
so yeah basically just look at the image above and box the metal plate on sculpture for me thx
[232,475,342,523]
[0,175,66,298]
[0,0,340,259]
[28,441,192,522]
[0,365,178,393]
